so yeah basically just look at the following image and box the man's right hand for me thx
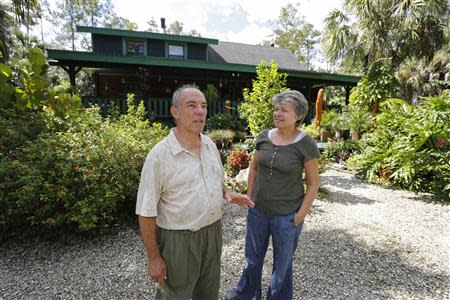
[148,255,167,287]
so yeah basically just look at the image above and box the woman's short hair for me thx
[272,90,309,125]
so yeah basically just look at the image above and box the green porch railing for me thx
[82,97,242,121]
[147,98,172,119]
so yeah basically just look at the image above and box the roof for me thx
[208,41,307,71]
[76,25,218,45]
[46,49,360,84]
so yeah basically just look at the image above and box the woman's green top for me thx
[252,129,320,215]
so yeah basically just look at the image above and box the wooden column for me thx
[61,65,83,94]
[345,85,352,105]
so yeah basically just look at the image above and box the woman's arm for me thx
[246,150,258,199]
[295,158,320,225]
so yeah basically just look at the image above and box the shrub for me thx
[204,84,220,102]
[238,61,287,136]
[349,59,399,114]
[319,109,339,135]
[206,113,234,130]
[208,129,234,146]
[323,140,363,164]
[345,106,371,136]
[0,46,171,235]
[300,123,319,140]
[352,92,450,200]
[0,95,169,233]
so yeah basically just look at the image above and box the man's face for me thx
[171,88,207,135]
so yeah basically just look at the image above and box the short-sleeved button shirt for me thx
[252,129,320,215]
[136,129,224,231]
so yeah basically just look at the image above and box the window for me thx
[126,40,145,56]
[168,44,184,58]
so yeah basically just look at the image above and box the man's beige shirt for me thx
[136,129,224,231]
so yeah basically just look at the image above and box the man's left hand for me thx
[224,191,255,208]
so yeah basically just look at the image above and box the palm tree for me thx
[11,0,41,44]
[322,0,449,71]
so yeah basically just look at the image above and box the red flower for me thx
[228,150,250,173]
[436,139,445,149]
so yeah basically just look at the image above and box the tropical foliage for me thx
[351,93,450,201]
[322,0,448,71]
[348,59,399,113]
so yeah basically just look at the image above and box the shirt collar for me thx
[167,129,210,156]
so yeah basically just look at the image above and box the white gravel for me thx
[1,169,449,299]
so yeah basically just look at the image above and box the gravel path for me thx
[1,169,449,299]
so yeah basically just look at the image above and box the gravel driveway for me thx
[1,169,449,299]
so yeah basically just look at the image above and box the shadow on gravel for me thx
[320,189,377,205]
[2,205,446,299]
[0,219,153,299]
[295,228,448,299]
[320,173,364,190]
[220,219,448,299]
[405,193,448,205]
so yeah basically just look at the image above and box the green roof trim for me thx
[47,49,360,83]
[76,26,219,45]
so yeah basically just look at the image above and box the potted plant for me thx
[347,107,371,140]
[319,110,339,142]
[332,113,349,140]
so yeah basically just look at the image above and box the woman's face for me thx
[273,99,299,129]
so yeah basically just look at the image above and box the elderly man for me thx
[136,85,254,300]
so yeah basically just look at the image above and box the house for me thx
[47,26,360,123]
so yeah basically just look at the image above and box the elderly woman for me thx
[227,90,321,300]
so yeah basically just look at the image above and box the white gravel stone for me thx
[0,169,449,299]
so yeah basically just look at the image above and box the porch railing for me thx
[82,97,242,122]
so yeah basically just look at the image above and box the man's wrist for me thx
[148,245,161,261]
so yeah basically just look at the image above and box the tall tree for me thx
[185,29,201,37]
[0,1,14,60]
[49,0,85,51]
[167,21,183,35]
[11,0,41,44]
[104,16,138,30]
[145,17,159,32]
[49,0,129,50]
[81,0,115,27]
[165,20,201,36]
[322,0,448,71]
[270,3,320,69]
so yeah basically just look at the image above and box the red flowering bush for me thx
[226,149,251,177]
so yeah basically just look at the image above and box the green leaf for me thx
[0,84,15,107]
[0,63,12,82]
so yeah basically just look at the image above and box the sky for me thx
[112,0,343,45]
[41,0,344,68]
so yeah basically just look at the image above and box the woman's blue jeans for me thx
[235,207,304,300]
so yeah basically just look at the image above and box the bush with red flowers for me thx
[226,146,251,177]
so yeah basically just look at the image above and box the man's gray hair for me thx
[272,90,309,125]
[172,84,201,106]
